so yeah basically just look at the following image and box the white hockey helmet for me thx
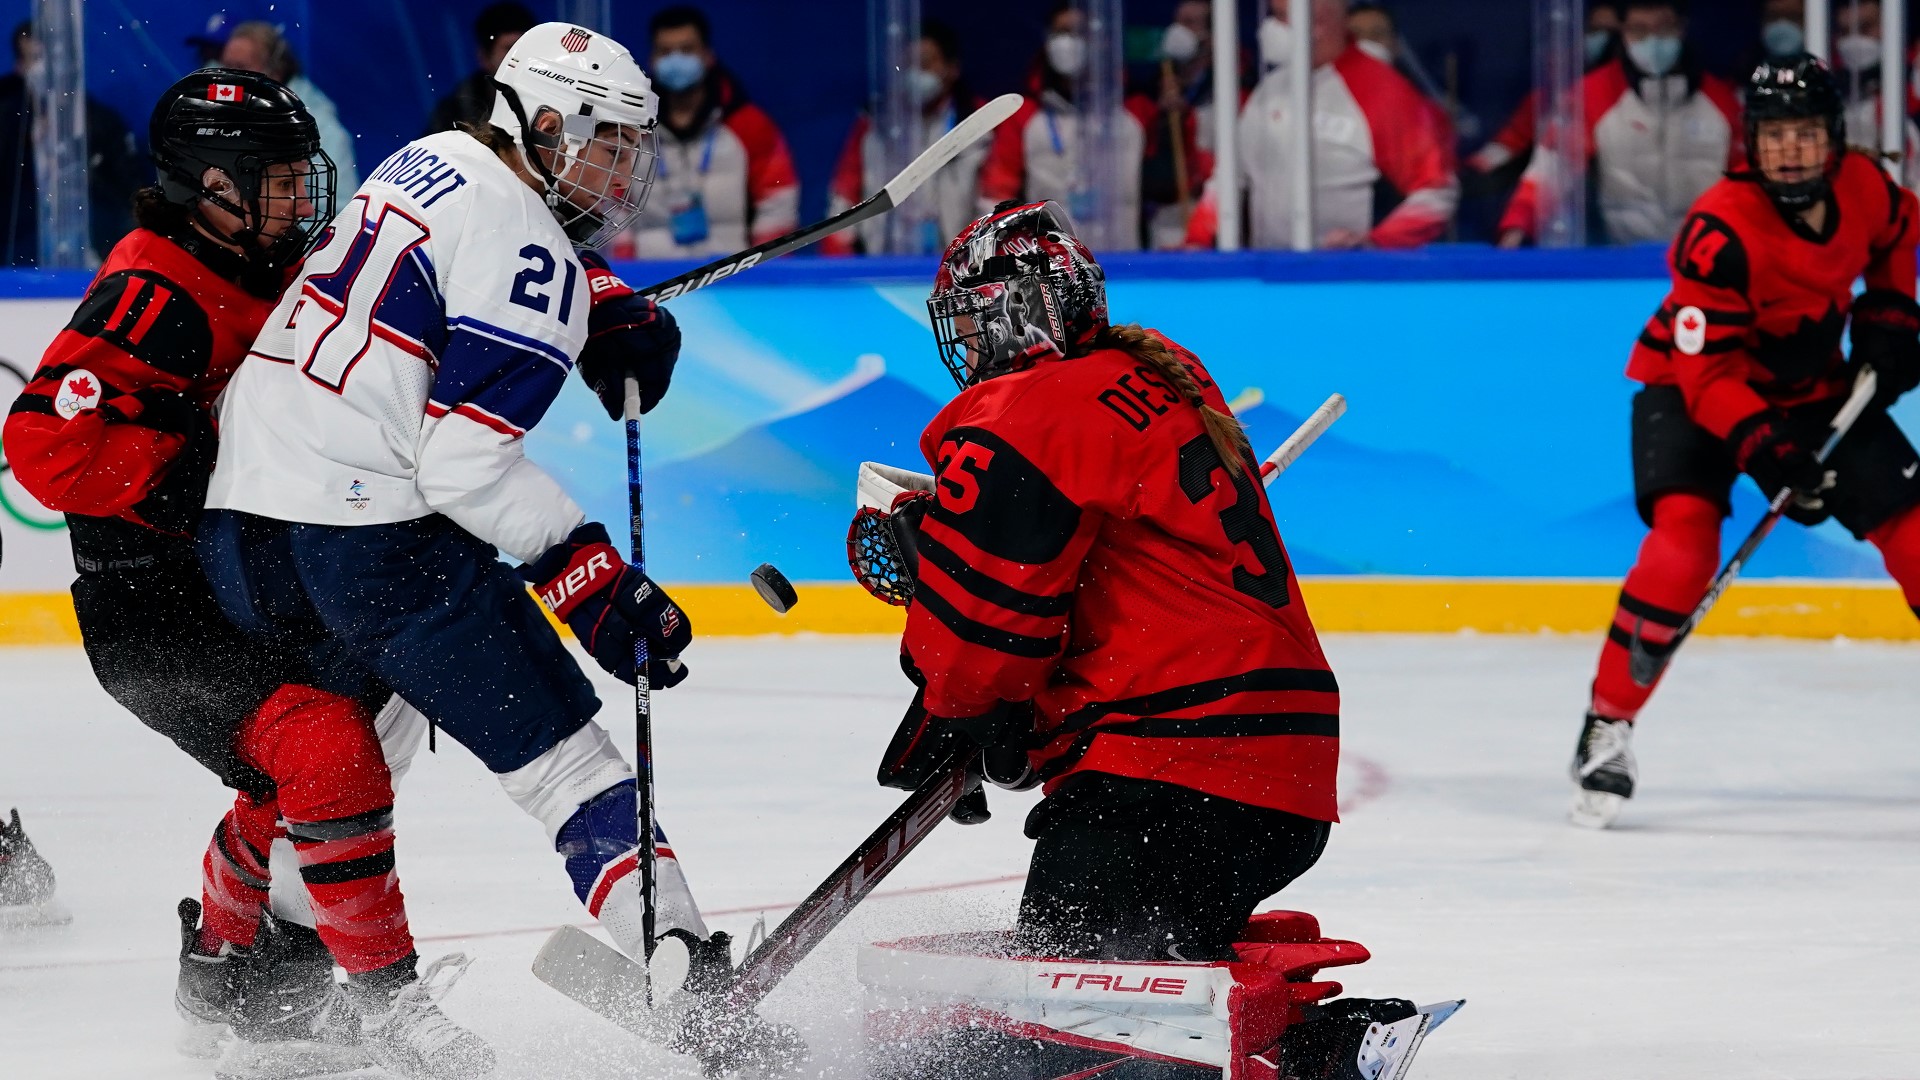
[488,22,659,247]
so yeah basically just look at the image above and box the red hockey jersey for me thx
[1627,151,1919,439]
[904,333,1340,823]
[3,228,280,532]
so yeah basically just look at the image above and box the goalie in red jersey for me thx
[1571,54,1920,829]
[845,202,1454,1080]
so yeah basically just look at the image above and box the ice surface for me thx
[2,632,1917,1078]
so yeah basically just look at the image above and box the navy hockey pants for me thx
[198,509,601,774]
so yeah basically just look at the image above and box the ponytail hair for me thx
[1092,323,1253,479]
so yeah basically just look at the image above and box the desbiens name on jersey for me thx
[367,146,470,211]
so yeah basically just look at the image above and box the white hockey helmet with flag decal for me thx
[488,22,660,247]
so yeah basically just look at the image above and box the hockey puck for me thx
[750,563,799,614]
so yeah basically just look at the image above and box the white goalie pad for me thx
[857,460,935,512]
[857,913,1383,1080]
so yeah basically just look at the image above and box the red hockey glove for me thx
[1726,410,1835,524]
[575,250,680,419]
[522,522,692,687]
[1849,288,1920,408]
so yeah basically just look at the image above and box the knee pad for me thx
[555,779,639,905]
[495,722,634,840]
[238,686,391,825]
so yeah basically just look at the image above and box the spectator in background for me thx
[977,3,1146,250]
[220,21,359,192]
[1468,2,1620,179]
[1827,0,1920,187]
[1346,5,1459,167]
[823,20,987,255]
[617,5,797,258]
[1138,0,1230,248]
[1188,0,1457,250]
[1496,0,1739,247]
[423,2,534,136]
[0,21,142,264]
[1760,0,1807,63]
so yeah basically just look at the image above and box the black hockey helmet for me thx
[1743,53,1846,210]
[149,68,337,271]
[927,200,1108,389]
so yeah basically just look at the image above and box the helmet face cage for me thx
[243,149,340,269]
[540,113,659,248]
[926,201,1107,389]
[1744,54,1846,210]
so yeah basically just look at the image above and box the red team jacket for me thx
[1629,152,1919,438]
[4,229,280,532]
[903,334,1341,824]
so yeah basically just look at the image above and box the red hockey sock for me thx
[200,792,282,951]
[235,685,415,975]
[1868,504,1920,618]
[1590,493,1724,721]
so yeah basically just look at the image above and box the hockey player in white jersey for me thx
[196,21,722,1059]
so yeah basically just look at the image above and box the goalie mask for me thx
[489,23,660,247]
[927,200,1108,389]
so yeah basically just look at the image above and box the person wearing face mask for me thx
[976,3,1148,250]
[1138,0,1249,248]
[1761,0,1807,62]
[823,21,989,255]
[614,4,797,258]
[1187,0,1459,250]
[1468,2,1621,180]
[1497,0,1741,247]
[0,21,143,265]
[1823,0,1920,189]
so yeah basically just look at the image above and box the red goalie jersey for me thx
[903,333,1341,824]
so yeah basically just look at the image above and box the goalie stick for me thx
[633,93,1022,305]
[534,395,1349,1070]
[1626,368,1878,689]
[602,92,1024,1006]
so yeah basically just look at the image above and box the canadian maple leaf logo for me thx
[1680,314,1702,332]
[66,375,96,399]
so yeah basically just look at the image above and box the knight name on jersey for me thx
[367,145,470,210]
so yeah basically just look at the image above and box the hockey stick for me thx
[624,377,659,1007]
[635,93,1022,305]
[1627,368,1879,689]
[534,396,1348,1063]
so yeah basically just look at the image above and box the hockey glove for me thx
[848,490,932,605]
[1726,410,1835,524]
[575,251,680,419]
[522,523,692,687]
[1849,289,1920,408]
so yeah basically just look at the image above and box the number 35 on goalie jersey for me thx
[904,331,1340,823]
[210,132,592,563]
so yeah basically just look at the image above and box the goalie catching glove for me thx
[522,522,692,686]
[847,461,936,605]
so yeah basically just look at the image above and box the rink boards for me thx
[3,251,1917,643]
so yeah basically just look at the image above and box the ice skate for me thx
[351,953,494,1080]
[214,910,372,1080]
[0,808,70,928]
[175,898,238,1058]
[1570,713,1637,829]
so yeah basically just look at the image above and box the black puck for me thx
[750,563,799,614]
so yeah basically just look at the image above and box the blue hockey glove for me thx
[523,522,692,686]
[576,250,680,419]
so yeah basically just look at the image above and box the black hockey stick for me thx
[634,93,1020,305]
[1628,368,1879,688]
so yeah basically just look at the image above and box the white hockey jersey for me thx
[208,131,591,564]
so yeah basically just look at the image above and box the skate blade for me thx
[0,898,72,929]
[213,1037,377,1080]
[1568,790,1626,829]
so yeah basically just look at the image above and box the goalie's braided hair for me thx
[1092,323,1253,479]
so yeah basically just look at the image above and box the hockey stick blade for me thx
[638,93,1021,305]
[532,925,683,1042]
[1626,368,1878,688]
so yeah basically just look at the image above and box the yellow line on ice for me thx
[1,578,1913,646]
